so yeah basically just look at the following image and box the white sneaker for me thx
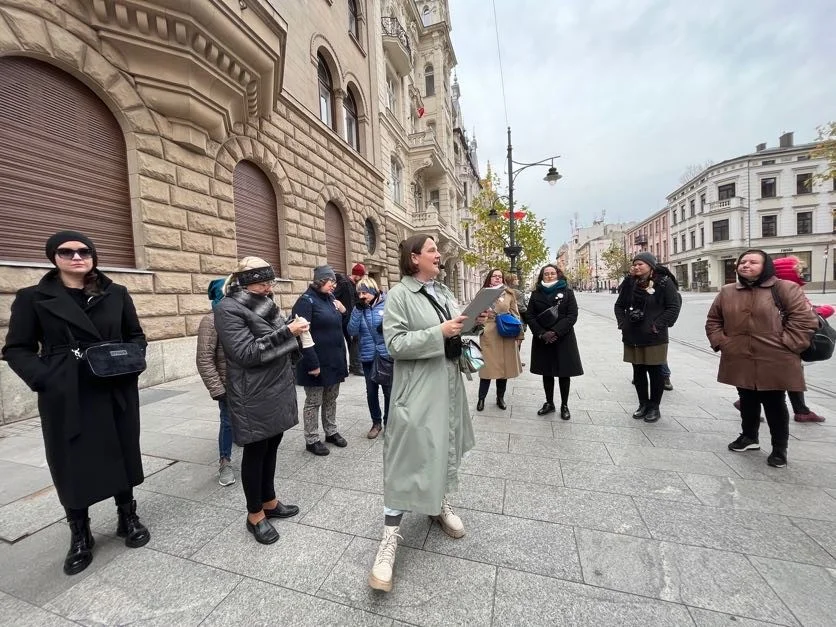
[368,525,401,592]
[434,496,465,538]
[218,460,235,486]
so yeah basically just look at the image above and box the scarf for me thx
[540,278,566,295]
[228,286,283,327]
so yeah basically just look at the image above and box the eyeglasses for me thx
[55,248,93,260]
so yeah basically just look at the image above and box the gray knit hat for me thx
[313,265,337,282]
[632,252,658,269]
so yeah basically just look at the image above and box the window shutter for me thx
[233,161,281,273]
[0,57,134,266]
[324,202,346,274]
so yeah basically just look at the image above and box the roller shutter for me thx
[324,202,346,274]
[0,57,134,267]
[233,160,281,273]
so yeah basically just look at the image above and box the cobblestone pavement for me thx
[1,292,834,625]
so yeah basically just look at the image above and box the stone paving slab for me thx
[2,294,835,625]
[576,527,799,624]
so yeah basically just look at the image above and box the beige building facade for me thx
[374,0,482,301]
[0,0,393,423]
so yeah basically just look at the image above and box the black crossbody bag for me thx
[419,288,462,360]
[67,328,147,377]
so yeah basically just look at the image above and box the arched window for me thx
[317,54,335,129]
[0,57,134,266]
[364,218,377,254]
[233,161,281,274]
[424,63,435,97]
[422,5,431,26]
[348,0,360,39]
[344,89,359,151]
[390,157,403,204]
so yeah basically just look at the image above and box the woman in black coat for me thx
[214,256,308,545]
[292,265,349,456]
[525,265,584,419]
[614,252,682,423]
[2,231,149,576]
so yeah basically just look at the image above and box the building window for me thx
[364,218,376,254]
[699,226,704,246]
[718,183,735,200]
[672,210,677,225]
[344,89,359,151]
[689,199,695,217]
[317,54,334,129]
[760,177,776,198]
[424,64,435,96]
[428,188,440,210]
[797,211,813,235]
[690,231,696,249]
[680,204,685,222]
[762,159,775,165]
[681,233,686,252]
[663,240,667,260]
[797,155,810,161]
[712,219,729,241]
[386,75,397,111]
[673,238,678,254]
[762,215,777,238]
[348,0,360,39]
[390,157,402,203]
[796,173,813,194]
[700,193,706,211]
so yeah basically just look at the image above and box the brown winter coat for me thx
[479,288,523,380]
[705,277,817,392]
[196,313,227,399]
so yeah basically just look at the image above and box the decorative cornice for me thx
[85,0,285,146]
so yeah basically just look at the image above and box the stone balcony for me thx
[381,16,412,76]
[708,196,746,212]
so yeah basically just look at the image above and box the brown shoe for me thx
[367,424,382,439]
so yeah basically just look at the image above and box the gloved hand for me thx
[212,392,227,403]
[541,331,557,344]
[355,299,369,309]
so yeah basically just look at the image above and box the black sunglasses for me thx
[55,247,93,260]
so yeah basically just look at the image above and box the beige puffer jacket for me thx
[196,313,227,398]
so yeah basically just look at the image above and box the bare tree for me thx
[679,160,714,185]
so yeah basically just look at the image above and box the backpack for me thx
[770,285,835,362]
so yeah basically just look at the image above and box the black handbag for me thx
[371,353,394,386]
[66,327,146,378]
[770,286,835,362]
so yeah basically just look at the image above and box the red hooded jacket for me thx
[773,257,834,319]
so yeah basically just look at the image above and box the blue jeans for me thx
[362,360,391,426]
[218,399,233,461]
[661,363,671,378]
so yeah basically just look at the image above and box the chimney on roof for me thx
[756,143,767,152]
[779,132,794,148]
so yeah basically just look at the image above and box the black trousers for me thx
[65,489,133,522]
[241,433,284,514]
[543,376,571,406]
[478,378,507,399]
[633,364,664,407]
[738,388,789,448]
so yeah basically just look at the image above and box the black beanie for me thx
[45,231,98,267]
[632,251,658,269]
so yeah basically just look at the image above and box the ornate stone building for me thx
[0,0,390,423]
[374,0,481,298]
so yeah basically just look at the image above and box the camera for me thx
[444,335,463,360]
[627,307,645,323]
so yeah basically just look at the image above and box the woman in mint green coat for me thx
[368,234,482,593]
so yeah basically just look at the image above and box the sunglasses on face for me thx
[56,248,93,260]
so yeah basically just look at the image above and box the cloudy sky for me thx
[447,0,836,255]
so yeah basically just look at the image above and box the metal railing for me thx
[381,17,411,57]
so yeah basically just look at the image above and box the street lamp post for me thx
[490,127,561,276]
[824,244,830,295]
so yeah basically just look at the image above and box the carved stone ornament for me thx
[86,0,286,150]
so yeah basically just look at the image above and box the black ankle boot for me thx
[116,500,150,548]
[64,517,94,576]
[476,397,485,411]
[496,396,506,410]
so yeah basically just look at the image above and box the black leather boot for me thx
[496,396,507,410]
[116,500,151,548]
[64,517,95,575]
[476,397,485,411]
